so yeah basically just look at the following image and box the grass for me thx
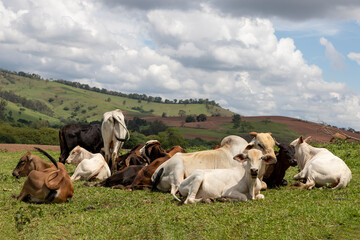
[0,141,359,239]
[0,70,234,125]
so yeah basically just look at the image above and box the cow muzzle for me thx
[12,171,20,178]
[289,159,297,167]
[250,168,258,178]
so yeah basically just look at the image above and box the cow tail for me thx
[45,170,63,190]
[332,171,352,189]
[151,167,164,191]
[113,115,130,142]
[34,147,58,169]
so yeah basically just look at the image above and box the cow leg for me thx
[170,168,185,201]
[180,173,204,204]
[260,180,267,191]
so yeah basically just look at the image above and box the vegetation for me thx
[0,68,234,127]
[0,141,359,239]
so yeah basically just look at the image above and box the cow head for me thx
[140,140,167,163]
[234,149,277,179]
[247,132,277,160]
[278,143,297,167]
[12,152,36,178]
[66,146,84,165]
[167,145,186,157]
[290,136,311,162]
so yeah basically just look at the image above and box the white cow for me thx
[151,135,249,201]
[101,109,130,173]
[290,136,352,189]
[178,149,276,204]
[151,132,277,200]
[66,146,111,181]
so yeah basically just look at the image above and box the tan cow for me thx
[12,148,74,203]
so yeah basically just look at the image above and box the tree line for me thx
[54,79,219,106]
[0,90,54,116]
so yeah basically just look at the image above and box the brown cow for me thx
[84,140,177,189]
[13,152,54,178]
[130,144,186,190]
[116,144,147,171]
[12,148,74,203]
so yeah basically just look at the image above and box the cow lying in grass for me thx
[178,149,276,204]
[84,140,170,188]
[290,136,352,189]
[263,143,297,188]
[12,148,74,203]
[130,143,185,190]
[152,133,277,200]
[66,146,111,181]
[12,151,54,178]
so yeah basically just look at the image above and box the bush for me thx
[185,115,196,123]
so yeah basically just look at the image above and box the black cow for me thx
[263,143,297,188]
[59,124,103,163]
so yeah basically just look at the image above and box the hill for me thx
[1,68,360,144]
[0,69,234,126]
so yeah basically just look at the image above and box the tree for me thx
[232,114,241,129]
[0,98,7,121]
[158,128,187,149]
[196,114,207,122]
[178,110,186,117]
[185,115,196,123]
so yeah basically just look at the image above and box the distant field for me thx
[0,70,234,125]
[0,141,359,239]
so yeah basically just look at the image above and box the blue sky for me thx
[1,0,360,130]
[275,20,360,91]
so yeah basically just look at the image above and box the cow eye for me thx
[258,144,264,149]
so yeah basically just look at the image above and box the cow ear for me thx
[299,136,304,144]
[304,136,312,143]
[243,144,254,153]
[262,155,277,165]
[233,153,247,162]
[27,155,33,162]
[249,132,258,137]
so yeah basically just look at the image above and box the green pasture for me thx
[0,141,359,239]
[0,71,233,125]
[177,120,300,143]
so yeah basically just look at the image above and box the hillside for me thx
[0,69,234,126]
[1,68,360,144]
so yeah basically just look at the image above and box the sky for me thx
[1,0,360,130]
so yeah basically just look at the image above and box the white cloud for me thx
[1,1,360,130]
[348,52,360,65]
[319,37,345,70]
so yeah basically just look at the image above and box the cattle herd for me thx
[11,109,352,204]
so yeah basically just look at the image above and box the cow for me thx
[130,142,186,190]
[84,165,145,188]
[116,144,147,171]
[290,136,352,189]
[59,124,103,163]
[151,135,249,201]
[12,148,74,203]
[151,132,277,200]
[83,140,179,189]
[65,146,111,181]
[263,143,297,188]
[178,149,276,204]
[13,151,54,178]
[101,109,130,173]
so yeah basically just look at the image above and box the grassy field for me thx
[0,70,234,125]
[0,141,359,239]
